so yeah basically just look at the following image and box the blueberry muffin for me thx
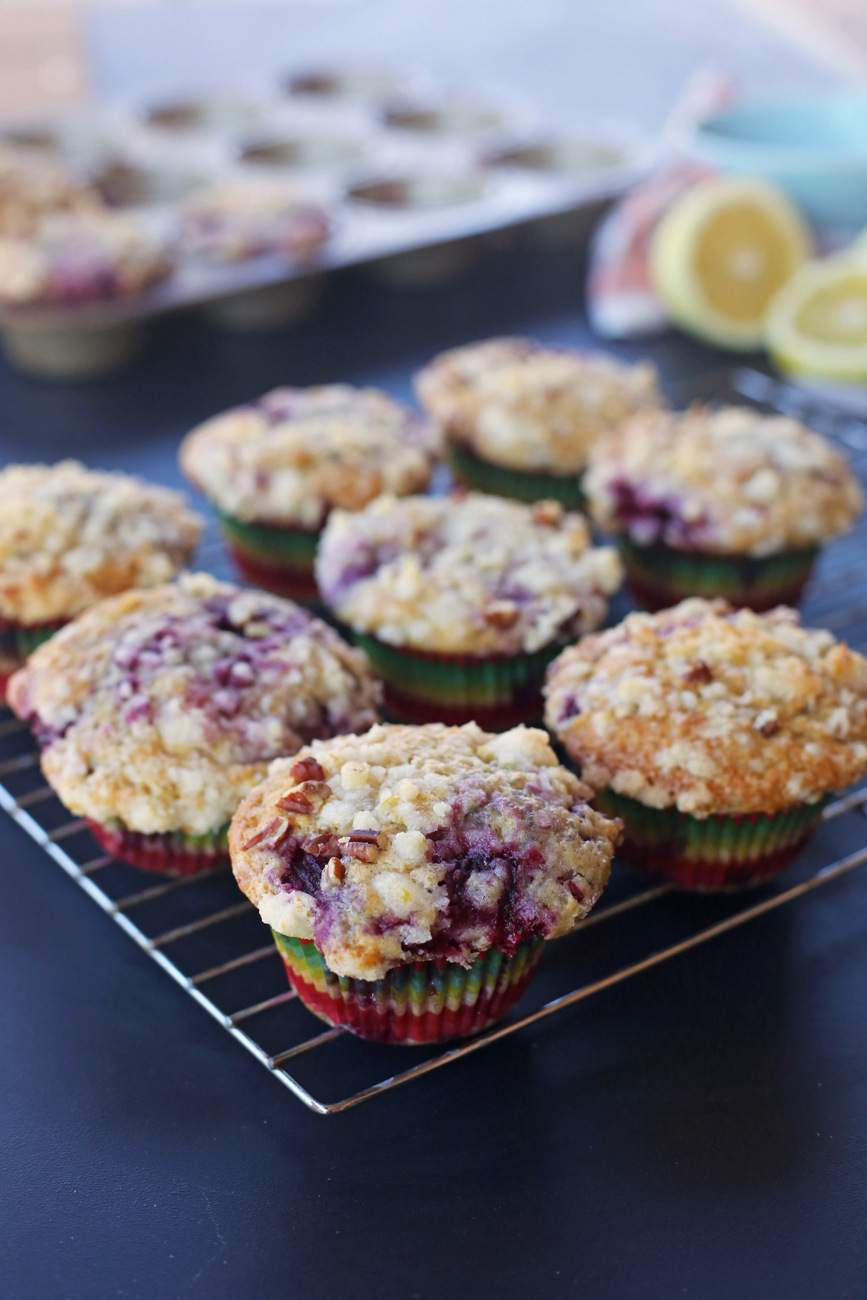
[415,337,662,508]
[7,573,381,874]
[230,721,620,1042]
[544,598,867,889]
[584,404,863,610]
[180,384,440,601]
[0,461,201,690]
[316,491,623,726]
[178,182,330,264]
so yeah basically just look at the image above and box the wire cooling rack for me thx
[3,367,867,1115]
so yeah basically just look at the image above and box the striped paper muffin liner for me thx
[86,817,230,876]
[617,534,819,612]
[273,932,545,1044]
[351,632,560,728]
[447,436,586,511]
[593,788,827,891]
[0,616,66,694]
[218,512,321,603]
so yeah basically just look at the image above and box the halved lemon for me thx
[650,177,811,350]
[766,257,867,381]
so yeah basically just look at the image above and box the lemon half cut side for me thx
[650,177,811,350]
[766,257,867,382]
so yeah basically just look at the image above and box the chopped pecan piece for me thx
[302,832,340,858]
[343,840,379,862]
[242,817,284,851]
[347,829,381,844]
[289,756,325,783]
[760,718,781,737]
[683,660,713,685]
[277,791,313,814]
[483,600,519,629]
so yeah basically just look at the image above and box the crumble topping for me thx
[544,598,867,816]
[584,404,863,556]
[7,573,381,835]
[0,148,98,239]
[178,182,330,263]
[316,492,623,655]
[415,337,662,473]
[230,721,620,980]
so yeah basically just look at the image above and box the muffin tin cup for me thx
[447,436,586,510]
[350,632,562,727]
[1,321,147,380]
[0,616,67,694]
[593,788,827,891]
[86,818,230,876]
[200,277,323,332]
[273,931,545,1044]
[616,535,820,612]
[218,513,321,603]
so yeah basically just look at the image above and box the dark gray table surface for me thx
[2,242,866,1300]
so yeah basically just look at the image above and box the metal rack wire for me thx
[3,368,867,1115]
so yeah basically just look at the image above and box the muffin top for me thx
[180,384,440,529]
[584,404,863,556]
[230,721,619,980]
[7,573,381,835]
[415,337,662,474]
[178,182,330,263]
[544,598,867,817]
[0,148,98,239]
[0,210,173,307]
[316,492,624,655]
[0,461,202,625]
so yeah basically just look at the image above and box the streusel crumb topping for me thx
[178,182,329,263]
[544,598,867,816]
[230,721,619,980]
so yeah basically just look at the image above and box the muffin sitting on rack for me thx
[583,403,863,610]
[316,491,623,726]
[544,597,867,890]
[415,336,663,509]
[180,384,441,601]
[7,573,381,875]
[0,460,201,691]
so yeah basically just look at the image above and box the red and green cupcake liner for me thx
[593,788,827,891]
[273,931,545,1044]
[217,512,321,603]
[0,616,66,693]
[447,436,586,511]
[616,534,819,612]
[86,817,230,876]
[351,631,561,727]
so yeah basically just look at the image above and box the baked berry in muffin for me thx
[0,461,202,690]
[544,598,867,889]
[415,337,662,508]
[178,182,330,264]
[584,404,863,610]
[180,384,440,601]
[230,721,620,1042]
[316,491,623,726]
[7,573,381,874]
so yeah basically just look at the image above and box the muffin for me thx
[316,492,623,726]
[415,337,662,508]
[0,148,98,238]
[544,598,867,890]
[7,573,381,875]
[180,384,440,601]
[584,404,863,611]
[177,182,330,264]
[230,721,620,1043]
[0,461,202,691]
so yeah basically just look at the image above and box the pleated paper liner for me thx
[351,632,561,727]
[447,436,586,510]
[273,932,545,1044]
[86,818,230,875]
[217,512,321,603]
[0,616,66,693]
[593,788,827,891]
[617,535,819,612]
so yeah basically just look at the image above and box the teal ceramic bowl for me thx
[686,93,867,229]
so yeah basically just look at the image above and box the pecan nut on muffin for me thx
[179,384,440,601]
[230,721,620,1043]
[177,182,330,264]
[316,491,623,727]
[544,598,867,890]
[584,404,863,611]
[7,573,381,875]
[0,461,202,691]
[415,337,662,509]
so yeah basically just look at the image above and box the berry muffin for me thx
[415,337,662,508]
[230,721,620,1043]
[544,598,867,890]
[177,182,330,264]
[316,492,623,726]
[584,404,863,611]
[0,461,202,691]
[0,148,98,239]
[180,384,440,601]
[7,573,381,875]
